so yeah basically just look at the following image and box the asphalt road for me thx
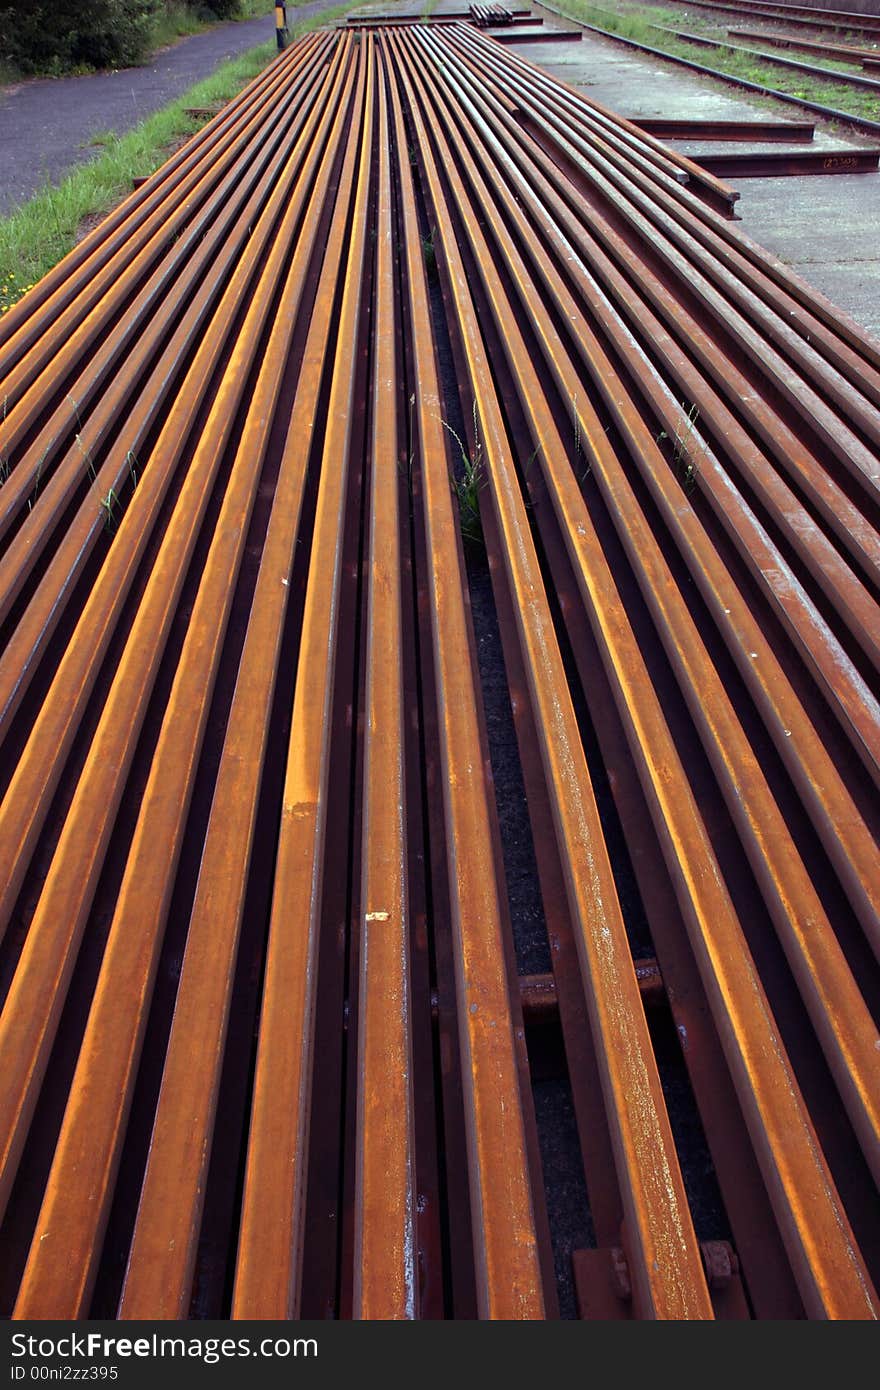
[0,4,344,216]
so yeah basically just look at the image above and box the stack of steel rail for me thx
[470,3,515,26]
[0,21,878,1321]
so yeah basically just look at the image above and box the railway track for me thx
[538,2,880,134]
[652,23,880,92]
[649,0,880,40]
[726,29,880,66]
[0,20,879,1321]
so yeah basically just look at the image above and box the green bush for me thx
[198,0,242,16]
[0,0,162,74]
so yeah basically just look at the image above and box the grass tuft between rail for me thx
[0,5,368,315]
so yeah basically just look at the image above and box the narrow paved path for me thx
[0,4,345,215]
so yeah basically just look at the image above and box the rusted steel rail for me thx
[347,8,534,18]
[727,29,880,63]
[495,28,583,43]
[446,26,743,213]
[0,22,878,1321]
[678,146,880,176]
[633,117,816,139]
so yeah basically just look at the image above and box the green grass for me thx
[151,3,214,50]
[0,5,367,317]
[0,42,272,313]
[557,0,880,122]
[147,0,277,48]
[149,0,276,43]
[441,404,486,545]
